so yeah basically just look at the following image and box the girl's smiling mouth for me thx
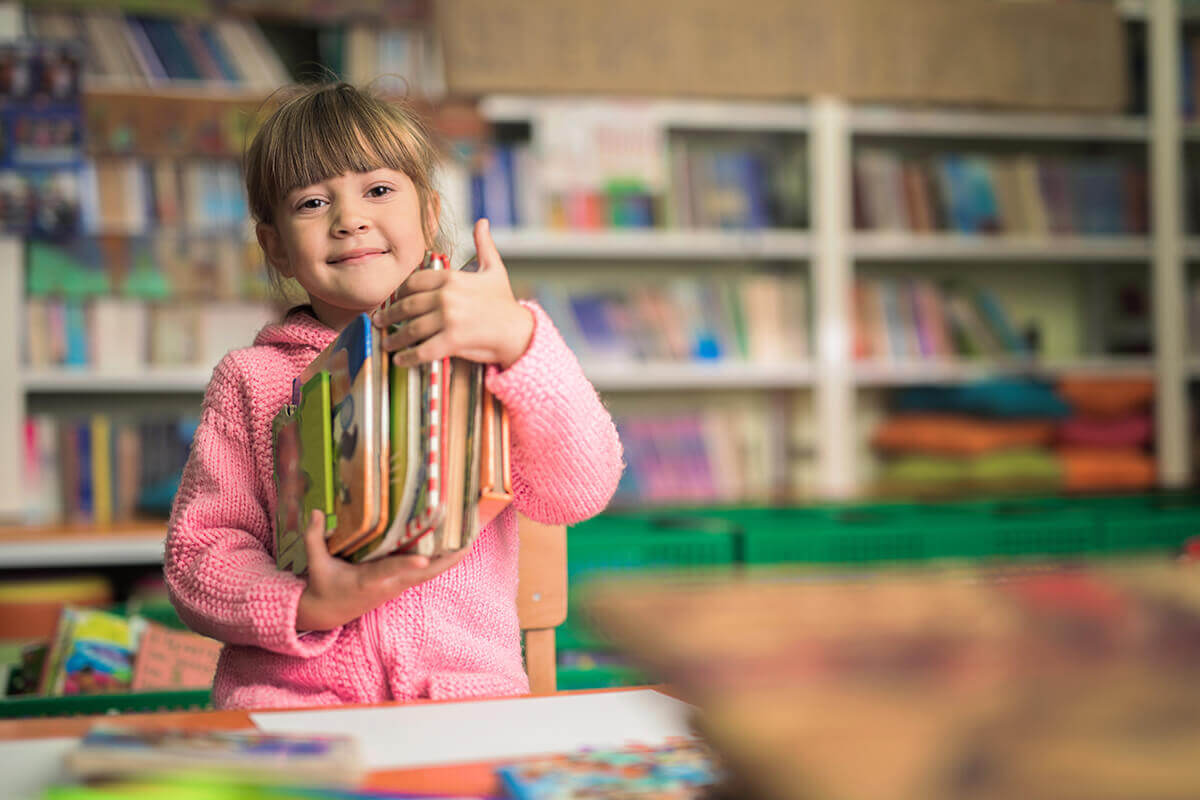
[328,248,389,264]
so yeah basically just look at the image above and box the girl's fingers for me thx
[384,309,444,351]
[392,330,451,367]
[385,264,449,302]
[302,510,329,570]
[376,292,439,330]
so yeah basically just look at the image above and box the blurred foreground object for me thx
[583,561,1200,800]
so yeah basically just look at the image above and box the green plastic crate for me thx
[739,504,968,564]
[556,664,648,691]
[560,514,740,650]
[0,689,212,719]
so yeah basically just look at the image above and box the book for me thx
[39,606,145,697]
[64,724,364,787]
[496,739,721,800]
[129,621,222,691]
[273,251,514,575]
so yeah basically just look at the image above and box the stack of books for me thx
[272,252,513,575]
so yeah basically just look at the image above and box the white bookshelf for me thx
[489,229,811,260]
[0,533,164,568]
[21,368,216,394]
[855,357,1156,387]
[18,363,814,395]
[585,362,815,391]
[848,107,1149,141]
[851,234,1153,262]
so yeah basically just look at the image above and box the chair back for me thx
[516,513,567,695]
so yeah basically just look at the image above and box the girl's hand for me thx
[295,510,469,632]
[376,218,534,369]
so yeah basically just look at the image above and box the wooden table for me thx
[0,687,659,797]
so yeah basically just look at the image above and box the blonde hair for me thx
[244,81,451,294]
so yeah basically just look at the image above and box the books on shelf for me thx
[455,128,807,232]
[612,392,814,507]
[78,157,247,236]
[22,413,197,526]
[520,274,808,366]
[853,149,1148,237]
[23,296,275,371]
[343,22,446,97]
[25,9,289,89]
[852,276,1029,363]
[273,253,513,575]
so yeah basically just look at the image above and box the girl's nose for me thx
[332,205,370,236]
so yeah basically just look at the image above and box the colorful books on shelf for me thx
[22,413,197,525]
[613,394,813,508]
[25,9,289,89]
[852,276,1029,362]
[460,128,808,232]
[853,149,1148,237]
[272,252,513,575]
[525,274,808,365]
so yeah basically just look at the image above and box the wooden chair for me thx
[516,514,567,695]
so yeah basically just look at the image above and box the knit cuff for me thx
[485,301,582,404]
[246,570,342,658]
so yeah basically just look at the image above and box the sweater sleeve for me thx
[485,301,624,525]
[164,354,341,657]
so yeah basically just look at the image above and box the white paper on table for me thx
[251,689,696,770]
[0,737,78,800]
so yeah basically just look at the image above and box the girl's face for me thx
[257,168,437,331]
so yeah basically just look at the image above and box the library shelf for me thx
[21,368,214,394]
[20,363,814,396]
[0,523,165,568]
[851,233,1153,262]
[585,361,815,391]
[479,95,812,132]
[854,357,1155,387]
[488,229,812,260]
[847,106,1150,141]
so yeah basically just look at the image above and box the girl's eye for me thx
[298,197,327,211]
[367,185,393,199]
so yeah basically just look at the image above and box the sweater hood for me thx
[253,307,339,353]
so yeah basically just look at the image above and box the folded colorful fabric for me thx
[873,414,1057,456]
[893,378,1071,419]
[1058,447,1156,491]
[1056,377,1153,418]
[1058,414,1153,448]
[969,448,1062,484]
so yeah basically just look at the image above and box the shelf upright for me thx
[810,97,856,499]
[0,236,24,520]
[1149,0,1191,486]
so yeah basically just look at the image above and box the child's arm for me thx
[485,300,624,525]
[164,354,342,657]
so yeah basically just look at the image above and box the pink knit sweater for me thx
[165,302,623,710]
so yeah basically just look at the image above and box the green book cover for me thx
[298,370,336,528]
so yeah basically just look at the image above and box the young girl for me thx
[164,82,624,710]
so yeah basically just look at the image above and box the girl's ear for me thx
[425,191,441,242]
[256,222,293,278]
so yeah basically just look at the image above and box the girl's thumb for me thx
[473,218,503,269]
